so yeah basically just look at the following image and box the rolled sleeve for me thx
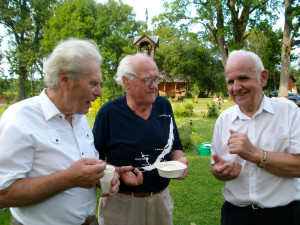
[0,122,34,190]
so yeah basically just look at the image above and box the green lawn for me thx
[0,97,233,225]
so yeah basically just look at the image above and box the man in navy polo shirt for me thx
[93,53,188,225]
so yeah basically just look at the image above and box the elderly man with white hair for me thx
[0,39,120,225]
[211,50,300,225]
[93,53,188,225]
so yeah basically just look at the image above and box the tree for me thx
[41,0,143,95]
[155,37,226,97]
[0,0,57,100]
[278,0,300,97]
[154,0,280,67]
[244,28,282,91]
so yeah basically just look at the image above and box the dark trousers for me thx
[221,201,300,225]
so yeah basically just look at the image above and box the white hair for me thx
[44,38,102,88]
[114,53,156,86]
[227,50,264,80]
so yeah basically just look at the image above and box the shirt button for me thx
[82,152,84,155]
[55,139,59,142]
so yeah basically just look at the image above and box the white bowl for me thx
[155,161,187,178]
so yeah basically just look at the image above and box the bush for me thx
[178,123,193,151]
[174,103,194,117]
[90,87,115,117]
[206,102,221,118]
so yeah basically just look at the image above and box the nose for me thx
[232,80,242,92]
[95,85,102,97]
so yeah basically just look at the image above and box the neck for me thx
[126,96,152,120]
[45,88,73,124]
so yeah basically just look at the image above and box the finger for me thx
[119,166,133,174]
[84,158,103,165]
[229,129,237,135]
[133,169,144,185]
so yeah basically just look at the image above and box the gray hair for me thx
[44,39,102,88]
[114,53,155,86]
[227,50,264,80]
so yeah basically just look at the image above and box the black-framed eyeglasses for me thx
[127,73,160,85]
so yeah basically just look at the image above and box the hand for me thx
[66,158,106,188]
[174,157,188,180]
[228,129,261,163]
[100,171,120,197]
[118,166,143,186]
[211,154,242,181]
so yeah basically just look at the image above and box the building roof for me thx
[133,34,159,45]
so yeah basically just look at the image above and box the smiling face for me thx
[225,54,268,116]
[125,55,159,106]
[66,60,102,115]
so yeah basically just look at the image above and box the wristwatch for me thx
[258,150,267,168]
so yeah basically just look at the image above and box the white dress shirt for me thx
[211,95,300,208]
[0,89,99,225]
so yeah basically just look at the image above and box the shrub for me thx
[174,103,194,117]
[90,87,115,117]
[178,123,193,151]
[206,102,221,118]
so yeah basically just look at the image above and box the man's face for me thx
[225,55,267,114]
[67,60,102,115]
[126,57,159,106]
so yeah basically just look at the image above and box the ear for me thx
[59,72,70,89]
[122,76,129,89]
[260,70,268,87]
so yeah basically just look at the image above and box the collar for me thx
[231,94,274,122]
[39,89,65,121]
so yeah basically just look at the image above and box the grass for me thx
[0,97,234,225]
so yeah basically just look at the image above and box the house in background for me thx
[158,72,188,100]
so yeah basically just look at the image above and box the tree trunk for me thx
[18,68,27,100]
[278,0,292,97]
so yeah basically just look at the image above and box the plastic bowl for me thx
[155,161,187,178]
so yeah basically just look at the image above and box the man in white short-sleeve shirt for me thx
[211,50,300,225]
[0,39,121,225]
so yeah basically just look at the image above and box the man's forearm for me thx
[0,169,73,208]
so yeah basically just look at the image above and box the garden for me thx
[0,97,235,225]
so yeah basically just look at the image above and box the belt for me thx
[81,216,93,225]
[118,189,162,197]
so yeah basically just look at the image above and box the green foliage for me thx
[90,86,116,117]
[173,102,194,117]
[206,102,221,118]
[0,0,57,100]
[178,123,193,151]
[42,0,143,87]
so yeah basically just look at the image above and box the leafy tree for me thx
[155,37,226,97]
[42,0,143,96]
[154,0,280,67]
[278,0,300,97]
[0,0,57,100]
[244,28,282,91]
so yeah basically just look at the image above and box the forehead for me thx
[225,55,256,78]
[133,57,158,76]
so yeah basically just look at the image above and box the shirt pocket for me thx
[260,134,289,153]
[48,129,61,144]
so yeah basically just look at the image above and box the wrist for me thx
[257,150,268,168]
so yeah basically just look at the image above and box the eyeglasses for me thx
[127,73,160,85]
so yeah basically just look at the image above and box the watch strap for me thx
[258,150,267,168]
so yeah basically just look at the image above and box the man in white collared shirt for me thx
[0,39,120,225]
[211,50,300,225]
